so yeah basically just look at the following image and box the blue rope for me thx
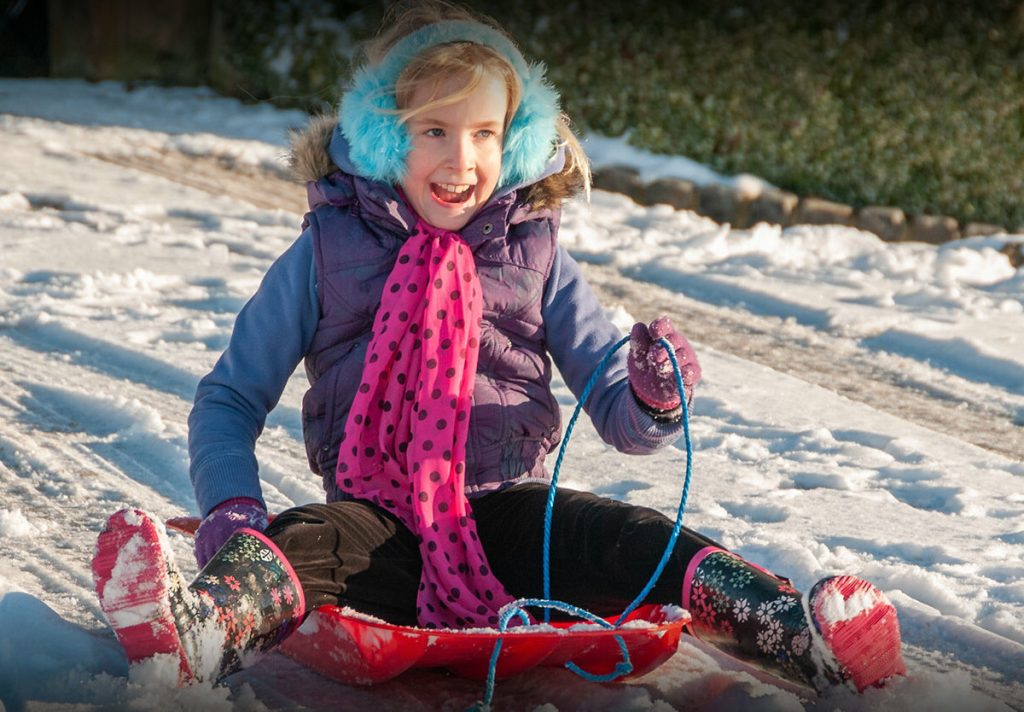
[612,341,694,626]
[474,599,633,710]
[543,335,631,621]
[471,335,695,711]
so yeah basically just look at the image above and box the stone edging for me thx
[592,165,1024,267]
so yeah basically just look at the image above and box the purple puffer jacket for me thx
[302,135,562,501]
[188,119,683,517]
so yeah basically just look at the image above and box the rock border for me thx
[593,165,1023,262]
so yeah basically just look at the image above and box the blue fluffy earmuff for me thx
[338,19,560,189]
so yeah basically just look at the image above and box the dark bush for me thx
[215,0,1024,228]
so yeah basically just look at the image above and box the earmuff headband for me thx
[339,19,560,189]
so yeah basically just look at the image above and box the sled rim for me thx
[280,602,688,684]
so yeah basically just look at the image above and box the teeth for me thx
[437,183,471,194]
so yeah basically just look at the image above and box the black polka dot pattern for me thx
[333,220,515,630]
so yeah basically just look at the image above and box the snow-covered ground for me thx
[0,79,1022,712]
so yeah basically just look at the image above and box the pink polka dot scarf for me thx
[336,219,517,629]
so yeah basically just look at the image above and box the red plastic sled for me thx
[167,516,688,684]
[285,602,686,684]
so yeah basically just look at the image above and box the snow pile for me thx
[0,508,41,538]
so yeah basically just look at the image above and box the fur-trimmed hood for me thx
[287,114,582,212]
[288,114,340,186]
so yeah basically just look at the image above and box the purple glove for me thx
[194,497,269,568]
[627,316,701,415]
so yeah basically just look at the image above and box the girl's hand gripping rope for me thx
[627,316,701,420]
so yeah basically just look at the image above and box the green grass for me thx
[218,0,1024,229]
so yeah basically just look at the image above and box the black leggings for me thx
[264,482,722,625]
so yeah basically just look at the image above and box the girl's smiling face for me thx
[400,72,507,231]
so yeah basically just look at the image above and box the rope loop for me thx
[475,334,695,710]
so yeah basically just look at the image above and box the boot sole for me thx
[92,508,194,683]
[808,575,906,691]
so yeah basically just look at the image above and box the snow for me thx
[813,585,887,627]
[584,133,771,198]
[0,508,40,538]
[1,78,1022,711]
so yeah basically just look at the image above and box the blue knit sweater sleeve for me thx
[542,245,683,453]
[188,231,319,517]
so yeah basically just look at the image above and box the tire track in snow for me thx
[0,335,194,499]
[580,261,1024,463]
[0,332,320,632]
[0,326,315,512]
[0,337,221,630]
[89,148,308,215]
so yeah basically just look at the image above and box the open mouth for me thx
[431,182,474,205]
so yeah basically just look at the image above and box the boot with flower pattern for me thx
[682,547,905,693]
[92,508,306,684]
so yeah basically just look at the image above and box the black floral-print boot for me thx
[93,508,306,685]
[682,547,905,693]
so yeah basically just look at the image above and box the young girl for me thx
[92,0,904,694]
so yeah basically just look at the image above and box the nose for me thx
[446,133,475,173]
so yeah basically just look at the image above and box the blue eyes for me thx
[422,128,496,139]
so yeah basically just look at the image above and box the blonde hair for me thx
[395,42,522,133]
[359,0,591,206]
